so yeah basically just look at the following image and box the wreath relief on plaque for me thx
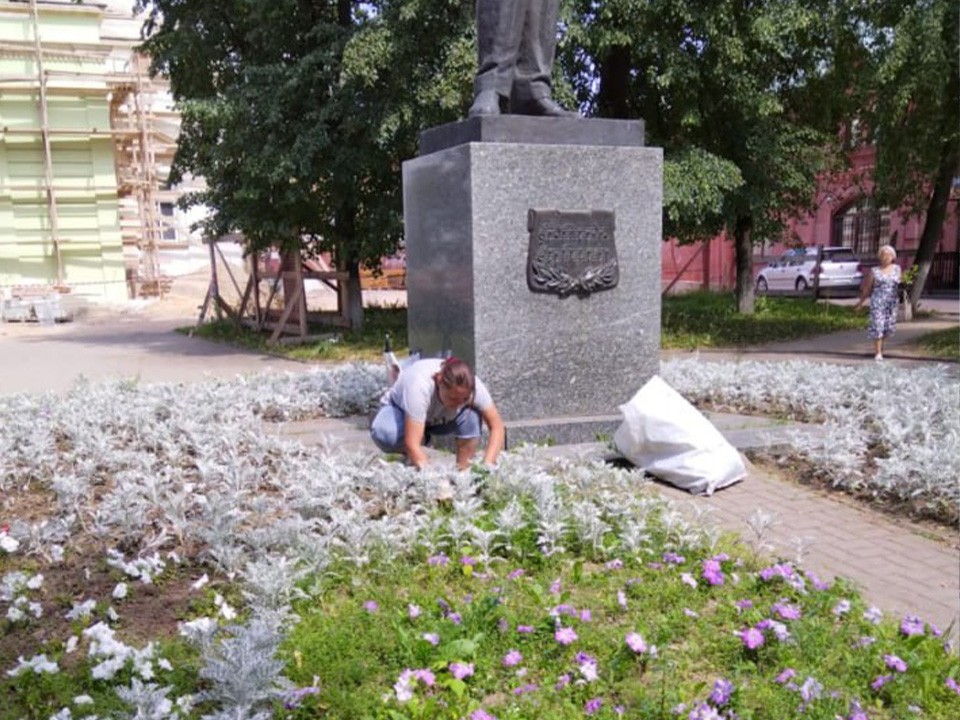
[527,209,618,297]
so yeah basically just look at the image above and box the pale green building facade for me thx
[1,1,128,301]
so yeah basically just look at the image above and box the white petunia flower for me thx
[191,574,209,591]
[0,533,19,553]
[65,599,96,621]
[26,574,44,590]
[112,582,128,600]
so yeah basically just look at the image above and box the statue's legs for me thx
[509,0,556,106]
[473,0,527,102]
[471,0,574,117]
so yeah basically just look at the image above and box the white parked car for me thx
[755,247,863,294]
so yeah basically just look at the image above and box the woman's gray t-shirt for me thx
[385,358,492,426]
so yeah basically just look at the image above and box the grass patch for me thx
[661,292,864,350]
[183,306,408,363]
[915,327,960,361]
[185,293,866,361]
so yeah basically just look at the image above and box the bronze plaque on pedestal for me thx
[527,209,618,297]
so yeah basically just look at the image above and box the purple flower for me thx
[805,570,831,591]
[422,632,440,646]
[513,682,539,696]
[709,678,734,706]
[863,606,883,624]
[663,551,685,565]
[461,556,476,566]
[605,559,624,571]
[833,600,851,616]
[854,636,876,648]
[625,632,648,654]
[799,677,822,705]
[684,608,699,618]
[687,702,722,720]
[900,615,925,637]
[283,684,320,710]
[428,553,449,567]
[702,558,725,586]
[507,568,525,580]
[449,661,474,680]
[408,603,421,619]
[551,604,578,617]
[945,677,960,696]
[737,627,765,649]
[577,654,599,682]
[448,612,462,625]
[884,654,907,673]
[580,608,592,622]
[517,625,534,634]
[775,668,796,684]
[555,673,571,690]
[757,618,790,642]
[871,674,893,691]
[680,573,698,588]
[772,601,802,620]
[502,649,523,667]
[735,599,754,611]
[585,697,603,715]
[617,590,628,609]
[363,600,379,613]
[759,562,794,581]
[555,627,577,645]
[846,700,869,720]
[549,578,562,595]
[470,710,497,720]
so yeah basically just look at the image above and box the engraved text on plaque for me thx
[527,209,618,297]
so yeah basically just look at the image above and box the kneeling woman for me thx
[370,357,505,470]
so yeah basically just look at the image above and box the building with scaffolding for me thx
[0,0,190,306]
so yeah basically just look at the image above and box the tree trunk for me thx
[908,58,959,313]
[340,256,364,330]
[334,202,364,330]
[597,45,631,119]
[734,216,755,314]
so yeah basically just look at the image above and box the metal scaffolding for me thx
[0,0,184,299]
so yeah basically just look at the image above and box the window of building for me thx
[831,197,891,255]
[159,202,177,241]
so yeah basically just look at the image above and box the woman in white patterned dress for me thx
[853,245,902,361]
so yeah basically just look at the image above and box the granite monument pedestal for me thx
[402,116,662,446]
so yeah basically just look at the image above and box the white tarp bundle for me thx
[613,375,747,496]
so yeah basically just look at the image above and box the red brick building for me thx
[662,146,960,294]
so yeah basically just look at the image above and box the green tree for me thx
[135,0,473,328]
[856,0,959,311]
[562,0,850,312]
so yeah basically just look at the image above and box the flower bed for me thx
[0,363,957,719]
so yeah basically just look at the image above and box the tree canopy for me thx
[854,0,959,309]
[562,0,852,312]
[135,0,473,327]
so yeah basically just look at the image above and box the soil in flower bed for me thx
[0,556,199,672]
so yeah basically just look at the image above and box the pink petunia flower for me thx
[625,632,648,654]
[449,661,474,680]
[737,627,765,649]
[502,649,523,667]
[585,697,603,715]
[884,654,907,673]
[555,626,577,645]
